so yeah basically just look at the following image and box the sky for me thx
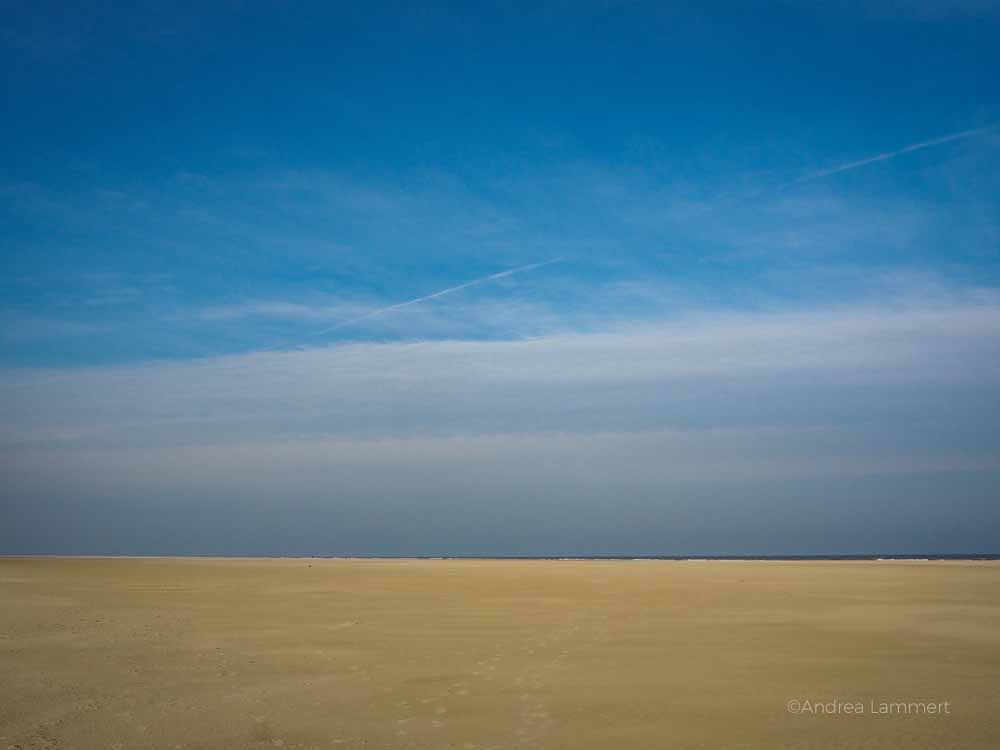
[2,0,999,555]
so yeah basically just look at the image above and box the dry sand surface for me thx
[1,557,998,749]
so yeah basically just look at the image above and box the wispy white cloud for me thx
[6,144,999,367]
[0,316,114,342]
[192,301,367,322]
[5,291,999,448]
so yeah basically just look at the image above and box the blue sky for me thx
[2,1,999,554]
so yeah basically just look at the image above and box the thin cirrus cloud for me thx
[4,292,999,449]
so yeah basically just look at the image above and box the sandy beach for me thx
[1,557,998,749]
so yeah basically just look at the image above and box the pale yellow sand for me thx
[1,558,998,749]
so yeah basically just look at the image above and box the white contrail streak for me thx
[784,123,997,189]
[313,257,564,335]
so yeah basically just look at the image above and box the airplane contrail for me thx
[313,257,564,336]
[783,123,997,189]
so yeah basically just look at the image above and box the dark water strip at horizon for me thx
[4,553,1000,560]
[339,554,1000,561]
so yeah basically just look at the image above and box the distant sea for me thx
[334,554,1000,561]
